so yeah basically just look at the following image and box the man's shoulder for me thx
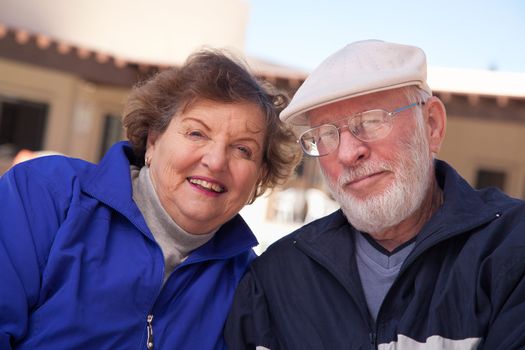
[479,186,525,209]
[475,186,525,231]
[254,210,346,265]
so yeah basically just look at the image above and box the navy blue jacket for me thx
[0,142,257,349]
[225,160,525,349]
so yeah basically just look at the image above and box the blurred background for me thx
[1,0,524,253]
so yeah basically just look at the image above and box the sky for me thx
[245,0,525,74]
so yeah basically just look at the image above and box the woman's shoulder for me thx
[6,155,94,198]
[15,153,90,176]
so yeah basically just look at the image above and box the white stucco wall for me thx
[0,0,249,65]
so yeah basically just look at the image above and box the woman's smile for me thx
[187,176,227,195]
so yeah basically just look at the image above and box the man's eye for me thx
[361,118,383,130]
[319,128,337,140]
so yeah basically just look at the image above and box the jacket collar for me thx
[80,141,257,260]
[414,160,501,250]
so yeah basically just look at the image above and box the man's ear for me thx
[425,96,447,155]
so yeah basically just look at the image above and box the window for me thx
[99,114,123,159]
[0,97,48,151]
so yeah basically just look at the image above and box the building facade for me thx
[1,19,525,251]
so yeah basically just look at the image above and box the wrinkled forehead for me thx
[305,88,408,126]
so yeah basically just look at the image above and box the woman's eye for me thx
[235,145,253,159]
[186,130,206,139]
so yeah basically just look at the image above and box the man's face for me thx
[307,89,433,235]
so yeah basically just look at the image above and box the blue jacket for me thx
[225,160,525,349]
[0,141,257,349]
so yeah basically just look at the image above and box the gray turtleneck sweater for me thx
[131,166,216,285]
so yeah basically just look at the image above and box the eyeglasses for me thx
[298,102,425,157]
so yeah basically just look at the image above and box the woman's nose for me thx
[202,143,228,172]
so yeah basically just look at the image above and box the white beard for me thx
[324,118,433,234]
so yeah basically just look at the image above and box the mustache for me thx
[337,161,395,185]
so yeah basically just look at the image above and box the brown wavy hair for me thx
[123,48,302,203]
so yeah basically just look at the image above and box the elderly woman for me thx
[0,50,301,349]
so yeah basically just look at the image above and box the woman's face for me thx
[146,99,267,234]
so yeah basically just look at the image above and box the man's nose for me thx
[336,129,370,166]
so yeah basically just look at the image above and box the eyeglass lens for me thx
[300,110,391,156]
[299,102,424,157]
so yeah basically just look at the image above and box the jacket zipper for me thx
[369,331,377,349]
[141,227,163,350]
[146,314,154,349]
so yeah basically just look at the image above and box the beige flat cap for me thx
[280,39,432,125]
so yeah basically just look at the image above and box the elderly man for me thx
[224,40,525,349]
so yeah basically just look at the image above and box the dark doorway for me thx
[0,97,48,151]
